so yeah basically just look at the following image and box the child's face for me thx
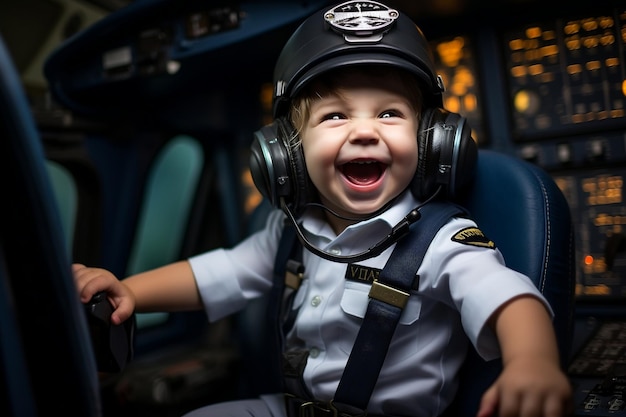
[300,73,419,221]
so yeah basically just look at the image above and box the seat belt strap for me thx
[333,201,467,411]
[270,222,313,399]
[267,221,300,390]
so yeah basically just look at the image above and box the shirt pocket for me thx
[340,280,423,324]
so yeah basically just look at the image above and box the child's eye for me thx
[323,113,345,121]
[380,110,400,118]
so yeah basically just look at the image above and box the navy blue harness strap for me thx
[268,221,300,390]
[333,202,468,411]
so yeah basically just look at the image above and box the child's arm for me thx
[73,260,202,326]
[476,295,573,417]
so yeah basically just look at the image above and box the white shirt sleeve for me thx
[418,216,554,361]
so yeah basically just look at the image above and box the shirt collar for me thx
[299,190,420,251]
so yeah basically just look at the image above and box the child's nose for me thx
[349,120,379,144]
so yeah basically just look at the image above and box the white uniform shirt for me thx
[189,190,552,416]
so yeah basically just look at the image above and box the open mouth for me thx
[340,160,386,185]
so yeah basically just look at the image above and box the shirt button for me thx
[310,347,320,358]
[311,295,322,307]
[329,247,341,255]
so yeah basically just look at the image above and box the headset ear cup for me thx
[414,107,438,200]
[276,118,313,215]
[450,117,478,199]
[249,118,313,214]
[249,122,285,207]
[411,108,477,201]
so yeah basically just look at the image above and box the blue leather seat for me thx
[0,34,101,416]
[241,149,576,415]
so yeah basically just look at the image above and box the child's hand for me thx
[72,263,136,325]
[477,356,573,417]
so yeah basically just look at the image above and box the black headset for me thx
[249,1,478,218]
[250,107,477,217]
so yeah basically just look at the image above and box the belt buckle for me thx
[298,400,338,417]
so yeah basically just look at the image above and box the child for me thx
[74,1,573,416]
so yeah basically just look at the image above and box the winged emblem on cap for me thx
[324,0,399,41]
